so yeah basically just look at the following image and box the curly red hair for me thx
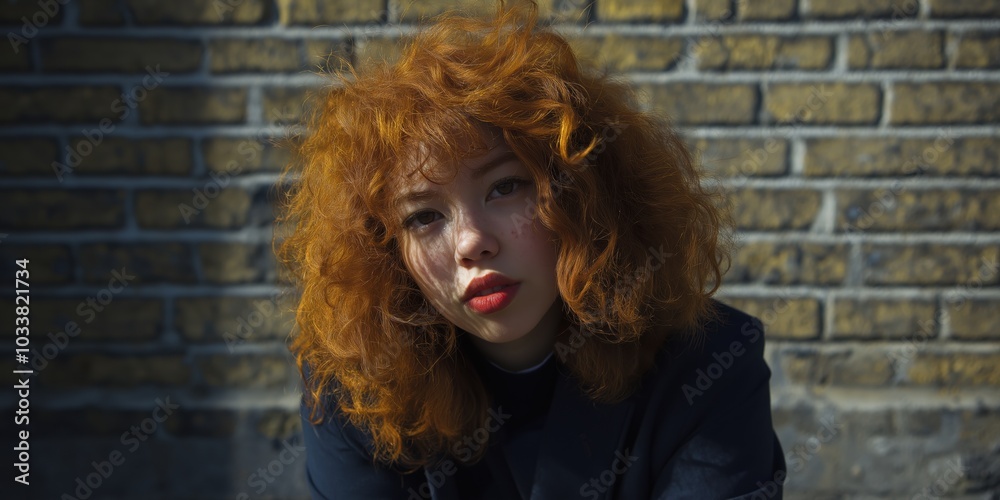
[275,0,732,472]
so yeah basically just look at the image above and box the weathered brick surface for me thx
[764,83,881,125]
[203,137,293,174]
[280,0,383,24]
[830,297,937,339]
[891,82,1000,125]
[0,245,73,285]
[196,353,295,388]
[0,190,125,230]
[641,83,758,125]
[174,295,294,343]
[727,241,848,285]
[806,0,917,19]
[0,86,123,123]
[41,38,203,73]
[0,137,58,176]
[68,137,194,176]
[947,298,1000,340]
[0,297,162,341]
[726,188,822,230]
[928,0,1000,18]
[687,137,789,177]
[567,35,683,71]
[596,0,685,22]
[197,243,275,284]
[955,32,1000,69]
[848,31,944,69]
[139,87,248,124]
[134,188,260,229]
[697,35,833,71]
[126,0,269,24]
[210,38,302,73]
[717,295,821,339]
[863,244,999,286]
[5,1,998,498]
[837,188,1000,232]
[741,0,797,21]
[804,137,998,177]
[79,243,198,284]
[79,0,126,25]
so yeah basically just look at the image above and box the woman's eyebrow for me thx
[395,151,519,205]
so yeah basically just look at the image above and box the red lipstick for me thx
[463,273,520,314]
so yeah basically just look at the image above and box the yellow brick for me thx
[831,298,937,339]
[848,31,944,69]
[139,87,247,124]
[908,353,1000,386]
[697,35,832,70]
[127,0,268,24]
[836,189,1000,232]
[567,35,682,72]
[955,32,1000,68]
[641,83,758,125]
[892,82,1000,125]
[726,188,821,230]
[0,190,124,230]
[929,0,1000,17]
[765,83,881,125]
[42,38,202,72]
[727,241,848,285]
[687,138,788,177]
[210,39,302,73]
[135,189,254,229]
[863,244,999,286]
[197,243,271,284]
[717,296,820,339]
[279,0,384,24]
[804,137,999,177]
[808,0,916,18]
[597,0,685,21]
[0,86,122,123]
[741,0,797,20]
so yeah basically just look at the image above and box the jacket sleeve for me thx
[650,314,787,500]
[299,383,425,499]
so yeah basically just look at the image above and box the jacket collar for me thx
[425,363,638,500]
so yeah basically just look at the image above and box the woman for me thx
[275,1,787,498]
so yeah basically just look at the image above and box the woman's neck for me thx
[466,298,565,372]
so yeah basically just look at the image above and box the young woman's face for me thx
[392,129,563,355]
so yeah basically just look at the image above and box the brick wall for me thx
[0,0,997,498]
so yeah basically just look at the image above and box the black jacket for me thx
[300,301,787,499]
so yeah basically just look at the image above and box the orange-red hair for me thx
[275,0,732,472]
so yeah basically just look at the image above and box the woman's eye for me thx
[404,210,440,229]
[491,177,530,198]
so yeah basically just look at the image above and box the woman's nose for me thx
[454,210,499,264]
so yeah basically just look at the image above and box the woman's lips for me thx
[465,283,520,314]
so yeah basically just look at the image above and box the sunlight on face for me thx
[391,125,564,369]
